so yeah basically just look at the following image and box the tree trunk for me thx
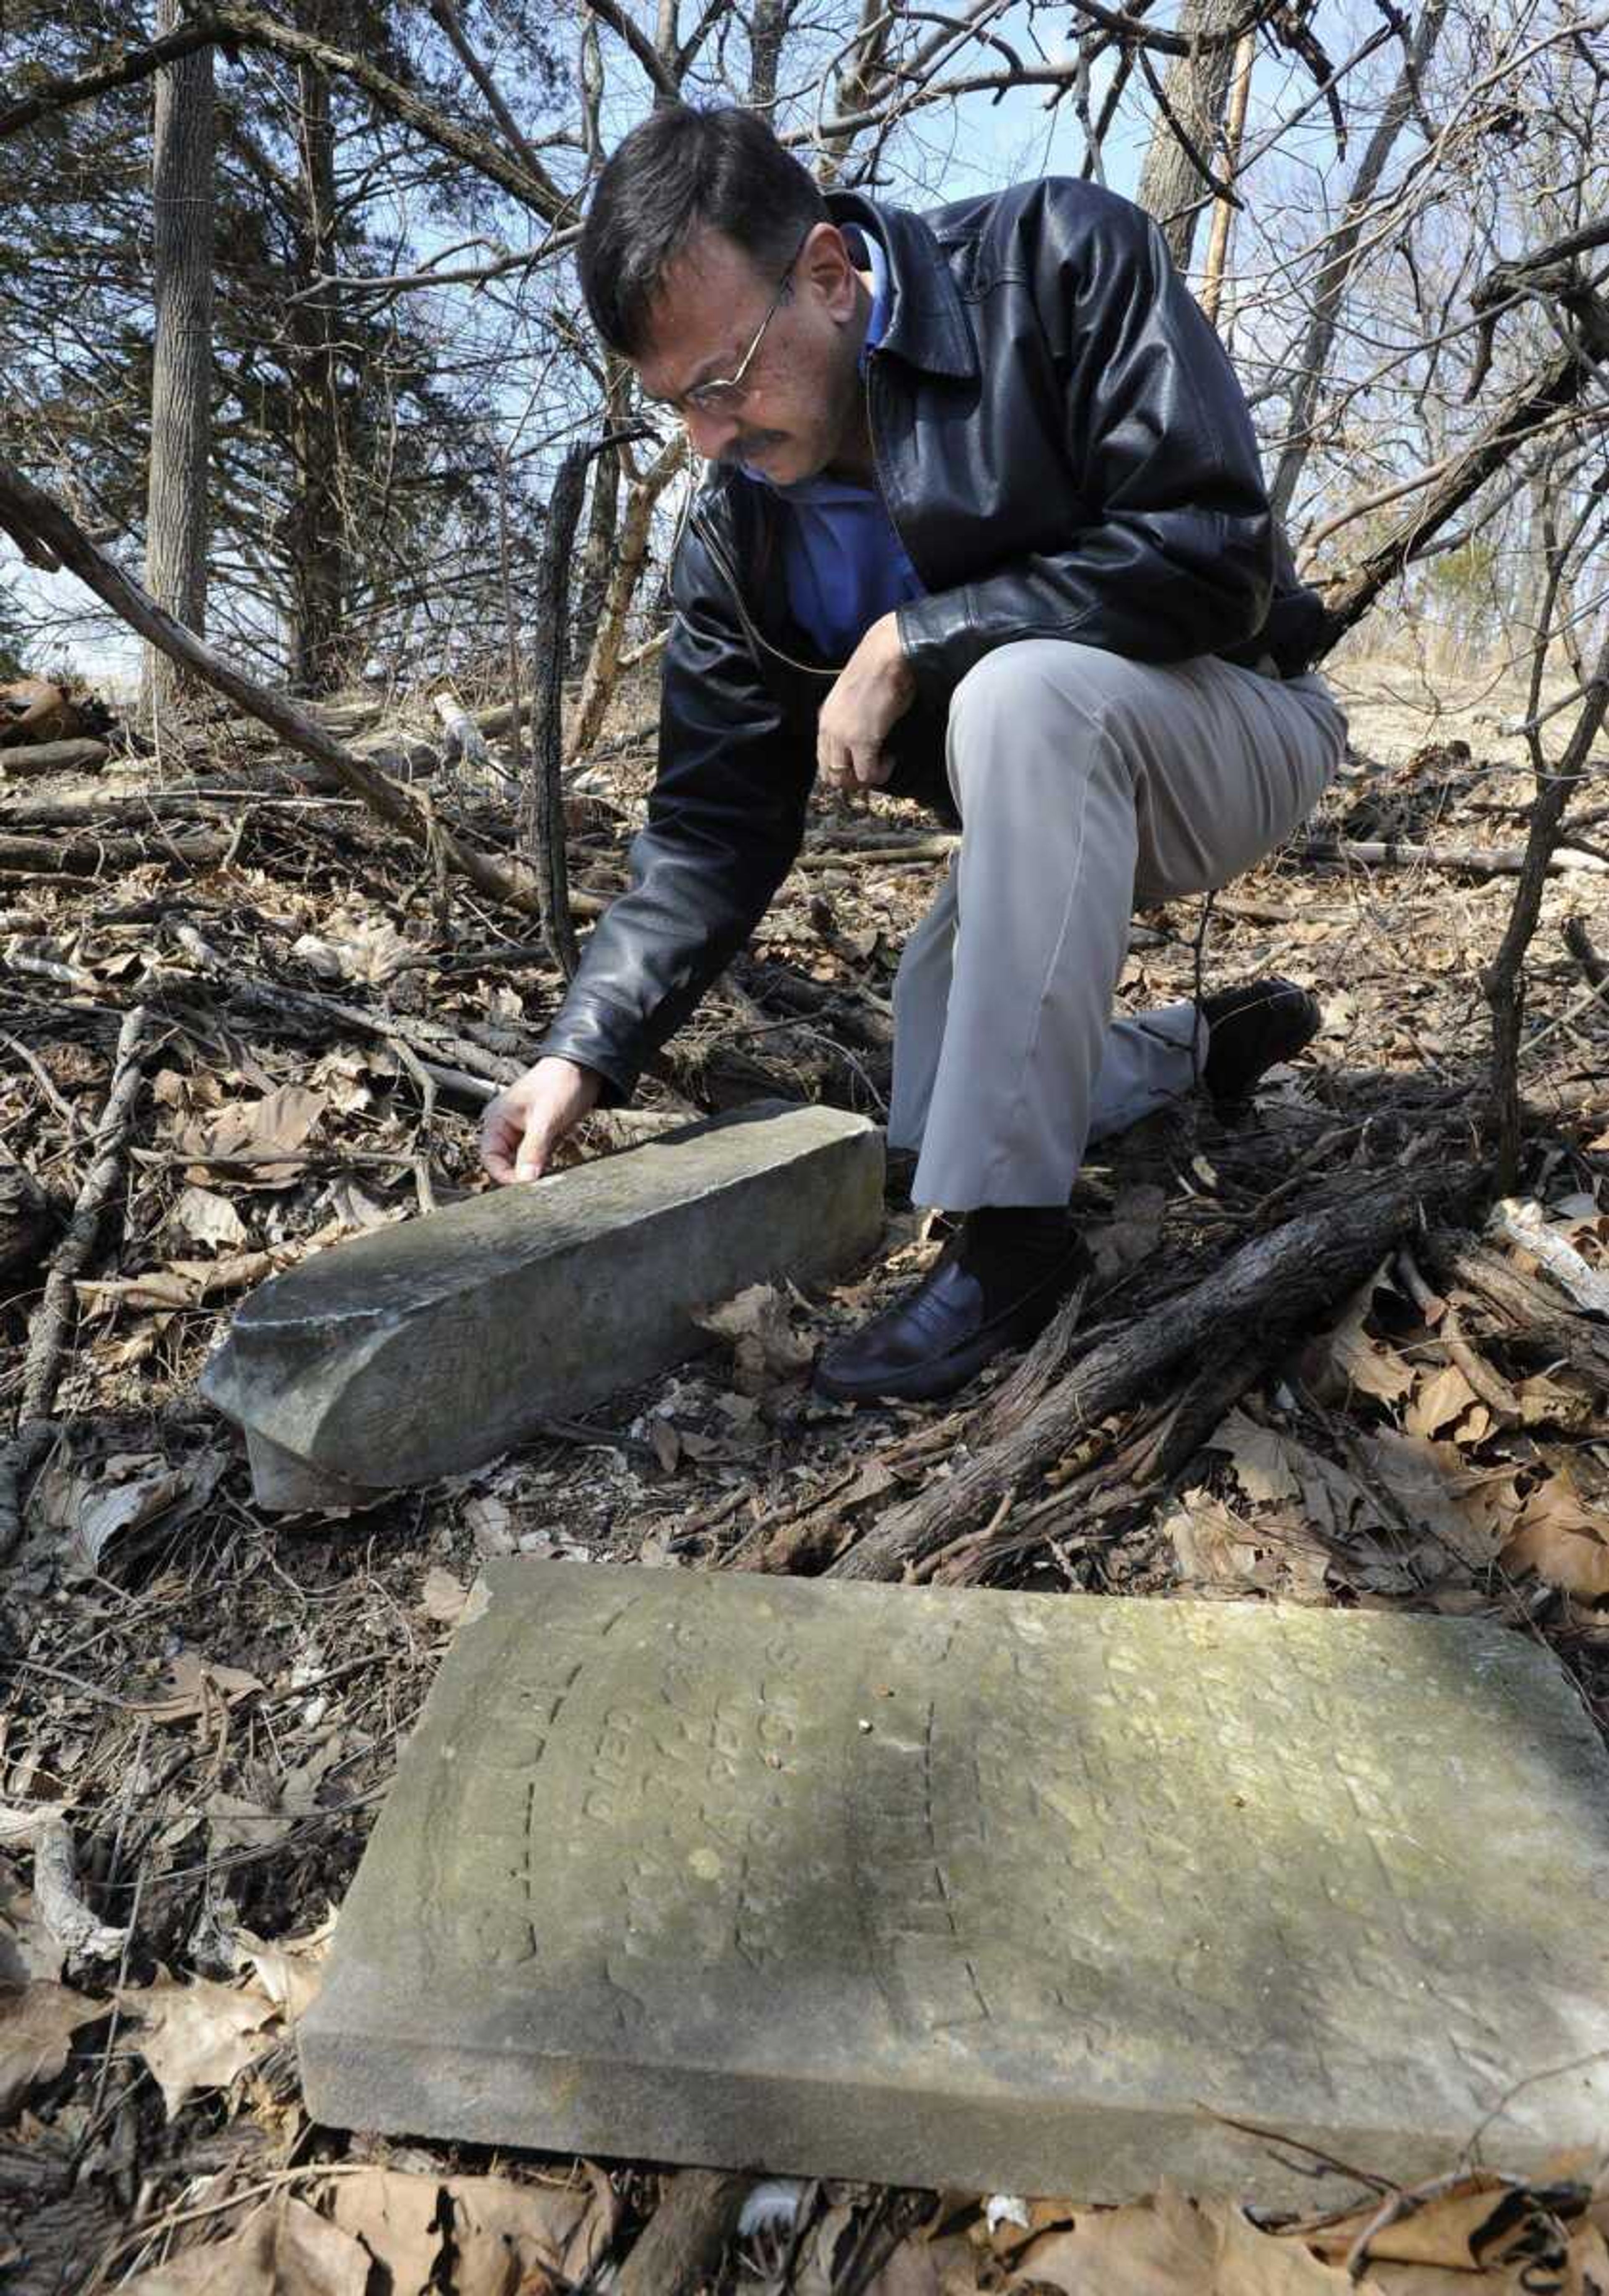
[1134,0,1244,272]
[748,0,789,104]
[1269,0,1450,526]
[143,0,215,724]
[285,15,347,694]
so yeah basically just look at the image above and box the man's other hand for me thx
[817,612,916,795]
[480,1057,602,1184]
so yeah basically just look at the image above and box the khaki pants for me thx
[889,641,1349,1209]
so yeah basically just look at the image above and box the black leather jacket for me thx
[540,176,1330,1103]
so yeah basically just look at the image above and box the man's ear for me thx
[800,223,861,322]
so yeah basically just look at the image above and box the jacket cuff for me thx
[895,589,987,703]
[534,1010,642,1110]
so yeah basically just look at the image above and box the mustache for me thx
[715,433,784,464]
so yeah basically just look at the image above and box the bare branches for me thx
[1482,624,1609,1192]
[1,6,570,222]
[577,0,683,101]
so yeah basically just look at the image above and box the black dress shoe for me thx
[1198,976,1321,1110]
[815,1206,1089,1406]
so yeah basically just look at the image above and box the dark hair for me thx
[579,106,828,358]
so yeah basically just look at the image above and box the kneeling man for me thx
[481,106,1349,1404]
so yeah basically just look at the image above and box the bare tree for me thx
[142,0,215,722]
[1134,0,1247,269]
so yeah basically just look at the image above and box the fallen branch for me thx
[151,964,527,1088]
[2,1007,152,1560]
[1292,835,1608,878]
[616,2169,753,2296]
[0,738,109,777]
[0,829,227,877]
[16,1005,150,1426]
[1417,1227,1609,1391]
[827,1166,1481,1584]
[0,459,600,929]
[0,791,319,828]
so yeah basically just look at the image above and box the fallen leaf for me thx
[695,1282,815,1393]
[206,1793,295,1859]
[421,1566,469,1625]
[1501,1470,1609,1599]
[1310,2173,1534,2271]
[293,910,413,988]
[330,2167,443,2290]
[119,1973,280,2117]
[648,1415,682,1472]
[317,1178,397,1235]
[1355,1431,1505,1567]
[119,2196,371,2295]
[177,1085,329,1185]
[78,1250,283,1314]
[1405,1363,1480,1440]
[445,2171,612,2293]
[235,1916,334,2025]
[1208,1408,1301,1505]
[131,1651,264,1725]
[1000,2182,1221,2294]
[1515,1369,1601,1433]
[0,1980,107,2117]
[1163,1489,1268,1588]
[171,1184,249,1251]
[1301,1269,1415,1406]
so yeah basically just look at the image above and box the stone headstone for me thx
[299,1566,1609,2199]
[202,1102,882,1501]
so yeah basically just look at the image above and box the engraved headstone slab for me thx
[202,1102,882,1497]
[300,1566,1609,2199]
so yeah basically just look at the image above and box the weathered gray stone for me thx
[203,1103,882,1496]
[300,1566,1609,2199]
[243,1430,362,1515]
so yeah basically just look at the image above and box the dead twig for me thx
[827,1165,1482,1584]
[3,1006,151,1558]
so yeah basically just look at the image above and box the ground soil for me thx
[2,643,1607,2293]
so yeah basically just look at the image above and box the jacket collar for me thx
[827,190,977,381]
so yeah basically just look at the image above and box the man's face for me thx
[635,223,865,486]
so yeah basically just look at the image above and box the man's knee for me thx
[947,640,1151,761]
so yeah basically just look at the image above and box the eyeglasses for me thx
[647,225,815,419]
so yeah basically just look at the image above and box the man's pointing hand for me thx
[480,1056,601,1185]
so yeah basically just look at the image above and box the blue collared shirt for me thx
[740,230,925,663]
